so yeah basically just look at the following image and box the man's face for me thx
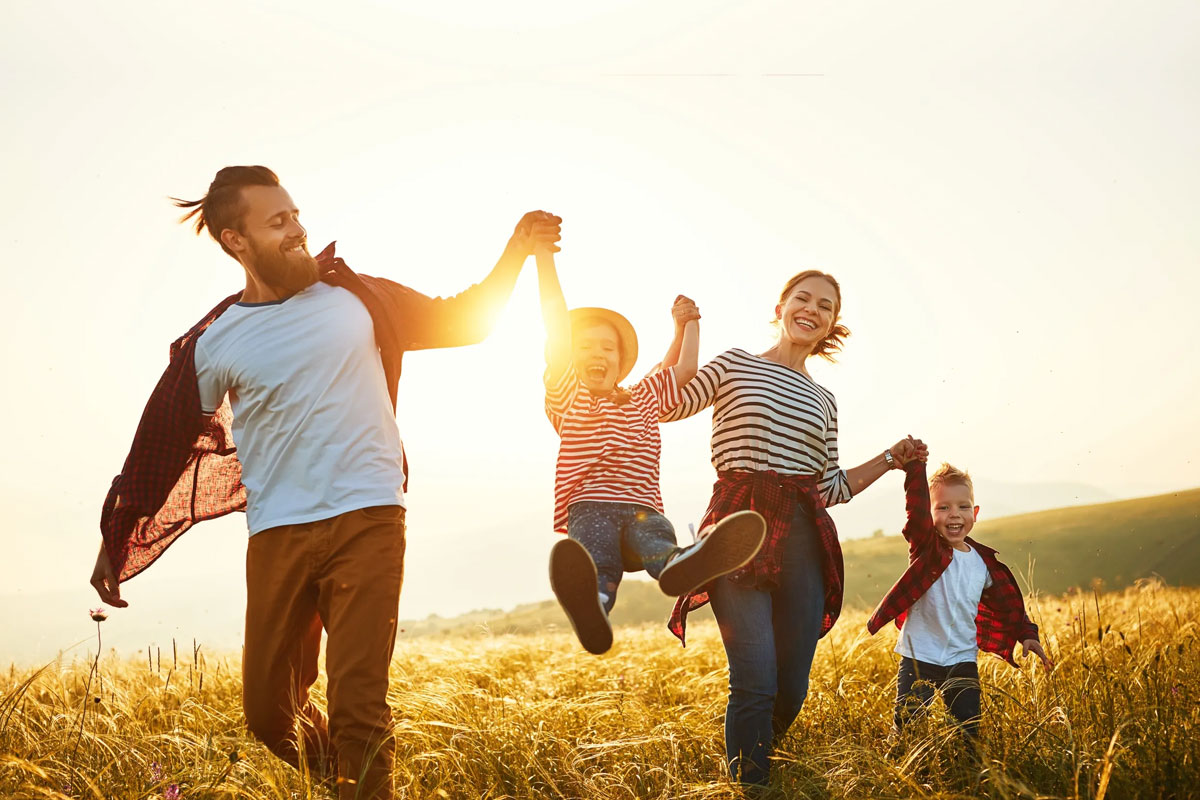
[930,482,979,550]
[227,185,319,293]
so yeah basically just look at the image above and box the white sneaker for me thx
[657,510,766,597]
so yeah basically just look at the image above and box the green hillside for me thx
[397,488,1200,641]
[842,486,1200,607]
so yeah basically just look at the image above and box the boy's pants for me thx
[567,501,679,612]
[243,505,406,800]
[894,656,981,740]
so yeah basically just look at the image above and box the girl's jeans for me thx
[567,500,680,613]
[709,504,826,786]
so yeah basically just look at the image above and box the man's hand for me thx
[507,211,562,258]
[89,545,128,608]
[671,295,701,329]
[1021,638,1053,670]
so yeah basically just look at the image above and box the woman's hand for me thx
[890,435,928,468]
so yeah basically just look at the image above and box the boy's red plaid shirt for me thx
[867,461,1040,666]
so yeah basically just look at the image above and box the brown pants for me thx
[243,505,406,800]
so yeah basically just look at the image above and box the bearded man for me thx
[89,165,560,799]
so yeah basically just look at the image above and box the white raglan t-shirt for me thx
[194,282,406,535]
[895,544,994,666]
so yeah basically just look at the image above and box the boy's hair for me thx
[929,462,974,502]
[171,166,281,257]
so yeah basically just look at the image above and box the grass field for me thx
[3,581,1197,799]
[395,487,1200,640]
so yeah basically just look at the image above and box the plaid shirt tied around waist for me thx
[668,469,844,645]
[866,461,1040,666]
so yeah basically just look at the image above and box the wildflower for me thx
[164,783,181,800]
[150,762,163,782]
[90,608,108,622]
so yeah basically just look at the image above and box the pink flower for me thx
[164,784,181,800]
[89,607,108,622]
[150,762,163,782]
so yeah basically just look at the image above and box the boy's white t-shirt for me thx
[194,282,406,535]
[895,544,994,666]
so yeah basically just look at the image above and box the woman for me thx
[661,270,925,785]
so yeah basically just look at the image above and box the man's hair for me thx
[929,462,974,502]
[172,166,281,257]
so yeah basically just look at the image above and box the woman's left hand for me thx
[891,435,928,467]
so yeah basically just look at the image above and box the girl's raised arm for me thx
[536,246,571,381]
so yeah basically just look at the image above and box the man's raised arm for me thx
[399,210,561,350]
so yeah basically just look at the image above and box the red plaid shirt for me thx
[668,470,844,645]
[866,461,1040,666]
[101,242,518,582]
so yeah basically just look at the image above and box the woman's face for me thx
[775,276,838,349]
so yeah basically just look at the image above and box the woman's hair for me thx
[171,166,281,257]
[929,462,975,502]
[776,269,851,362]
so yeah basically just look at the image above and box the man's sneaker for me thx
[549,538,613,655]
[657,510,766,597]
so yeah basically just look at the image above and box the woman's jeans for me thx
[567,500,679,613]
[709,504,826,786]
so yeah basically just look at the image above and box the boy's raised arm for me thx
[900,457,937,551]
[536,244,571,381]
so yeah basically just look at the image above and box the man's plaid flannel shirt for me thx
[101,243,516,583]
[866,461,1040,666]
[669,469,844,646]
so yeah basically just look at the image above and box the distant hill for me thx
[396,487,1200,641]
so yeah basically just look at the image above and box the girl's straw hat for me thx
[570,307,639,382]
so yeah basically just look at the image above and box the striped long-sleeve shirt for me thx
[661,348,852,507]
[546,365,682,532]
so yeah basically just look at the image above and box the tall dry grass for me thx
[2,581,1197,799]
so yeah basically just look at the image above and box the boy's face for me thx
[930,482,979,550]
[572,321,622,395]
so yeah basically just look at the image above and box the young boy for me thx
[867,458,1052,740]
[535,244,765,655]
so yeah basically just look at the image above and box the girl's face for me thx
[775,276,838,350]
[572,321,622,394]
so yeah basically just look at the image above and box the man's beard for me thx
[249,239,321,295]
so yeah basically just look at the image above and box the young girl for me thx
[535,244,765,655]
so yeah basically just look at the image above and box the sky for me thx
[2,0,1198,663]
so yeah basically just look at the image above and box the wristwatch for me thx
[883,448,895,469]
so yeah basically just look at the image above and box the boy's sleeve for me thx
[900,461,937,554]
[544,363,580,431]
